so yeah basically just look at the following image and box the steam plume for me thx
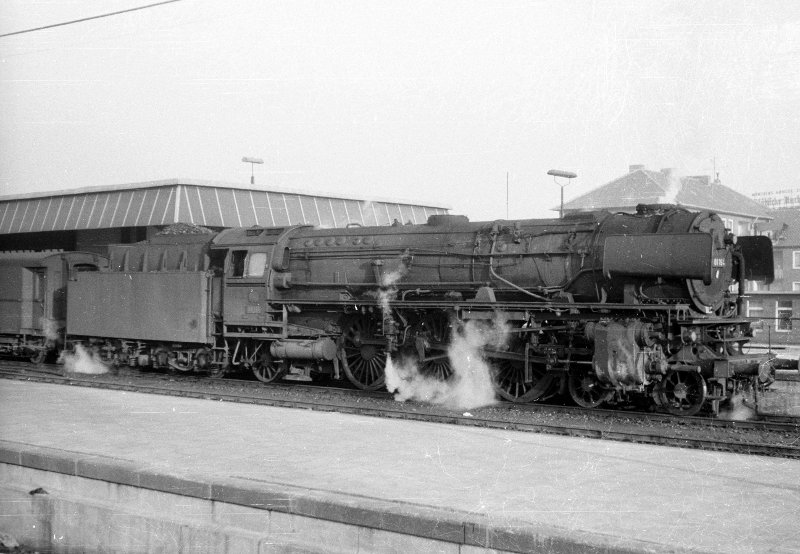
[659,171,683,205]
[385,318,505,411]
[377,257,503,410]
[39,318,60,343]
[718,393,756,421]
[59,344,109,375]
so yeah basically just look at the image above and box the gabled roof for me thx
[0,179,449,234]
[759,208,800,247]
[563,168,772,219]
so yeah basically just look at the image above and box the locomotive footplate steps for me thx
[1,380,798,553]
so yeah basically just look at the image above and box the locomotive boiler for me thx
[64,204,774,416]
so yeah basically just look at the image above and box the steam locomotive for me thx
[1,204,775,416]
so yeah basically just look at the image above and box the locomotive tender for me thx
[0,251,107,362]
[11,203,776,415]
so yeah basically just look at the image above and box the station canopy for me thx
[0,179,450,234]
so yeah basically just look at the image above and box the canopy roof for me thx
[0,179,449,234]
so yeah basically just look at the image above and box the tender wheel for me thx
[418,313,453,380]
[99,340,122,367]
[152,346,170,369]
[169,351,194,373]
[659,369,707,416]
[29,349,47,364]
[252,350,286,383]
[195,348,224,378]
[340,315,387,390]
[492,342,554,402]
[568,367,612,408]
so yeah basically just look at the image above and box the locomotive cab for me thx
[212,225,304,332]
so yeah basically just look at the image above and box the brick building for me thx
[745,209,800,345]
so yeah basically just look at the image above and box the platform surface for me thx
[1,380,799,553]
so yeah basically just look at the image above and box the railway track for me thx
[2,361,799,459]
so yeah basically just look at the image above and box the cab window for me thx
[247,252,267,277]
[230,251,247,277]
[230,250,267,278]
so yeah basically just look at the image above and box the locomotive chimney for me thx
[629,164,645,173]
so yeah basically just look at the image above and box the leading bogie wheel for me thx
[568,367,613,408]
[659,369,707,416]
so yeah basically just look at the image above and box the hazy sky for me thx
[1,1,799,221]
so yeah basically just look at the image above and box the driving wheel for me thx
[418,313,453,380]
[492,342,555,402]
[340,315,387,390]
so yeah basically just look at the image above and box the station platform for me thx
[1,380,799,553]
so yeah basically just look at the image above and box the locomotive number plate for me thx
[246,305,262,314]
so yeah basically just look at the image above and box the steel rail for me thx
[1,366,797,459]
[1,360,796,433]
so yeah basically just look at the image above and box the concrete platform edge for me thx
[0,440,690,553]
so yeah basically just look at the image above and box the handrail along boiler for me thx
[62,204,774,416]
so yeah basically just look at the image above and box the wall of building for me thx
[746,239,800,345]
[746,293,800,345]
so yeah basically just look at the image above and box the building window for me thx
[747,302,764,334]
[793,251,800,269]
[793,282,800,292]
[776,300,793,332]
[737,222,748,237]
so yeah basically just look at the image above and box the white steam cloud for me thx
[377,262,408,314]
[377,256,504,411]
[718,393,756,421]
[385,319,505,410]
[59,344,109,375]
[659,171,683,205]
[39,318,60,343]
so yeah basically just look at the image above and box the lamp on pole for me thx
[547,169,577,218]
[242,156,264,185]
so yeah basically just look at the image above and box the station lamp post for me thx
[548,169,577,218]
[242,157,264,185]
